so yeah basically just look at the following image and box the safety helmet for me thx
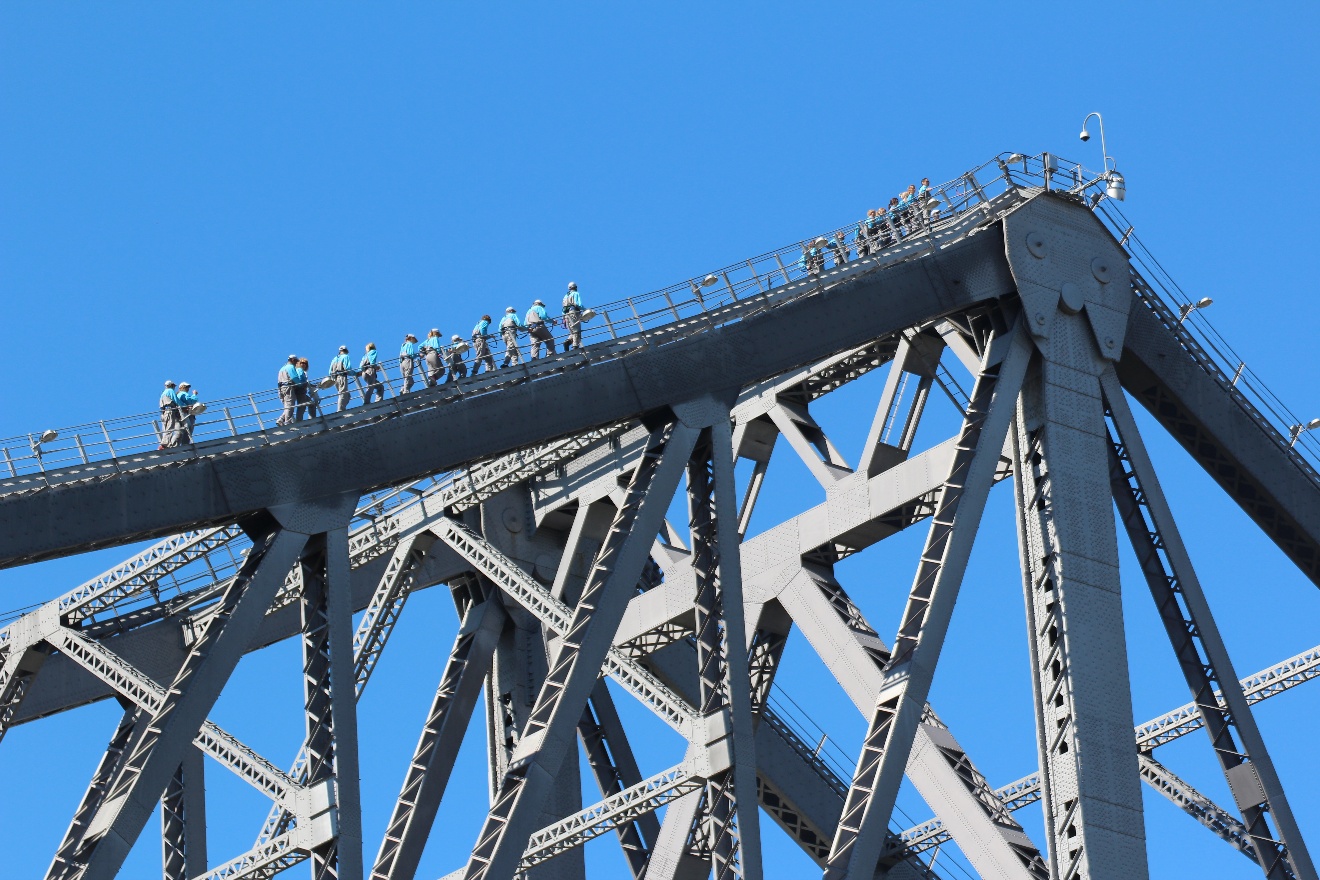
[506,306,516,312]
[452,334,462,341]
[179,382,191,389]
[430,328,440,336]
[567,282,578,290]
[339,345,349,352]
[164,380,176,387]
[288,354,298,361]
[534,299,544,306]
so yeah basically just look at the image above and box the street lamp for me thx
[1177,297,1213,323]
[1289,418,1320,447]
[1079,112,1126,201]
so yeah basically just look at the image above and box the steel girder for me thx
[463,419,699,880]
[4,190,1320,880]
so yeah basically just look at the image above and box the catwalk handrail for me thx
[3,151,1315,507]
[0,152,1067,491]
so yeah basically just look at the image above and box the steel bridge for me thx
[1,153,1317,880]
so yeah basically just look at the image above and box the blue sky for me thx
[2,3,1318,878]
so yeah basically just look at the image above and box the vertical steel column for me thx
[825,319,1031,880]
[300,528,367,880]
[685,416,763,880]
[160,746,207,880]
[1010,338,1148,880]
[1100,371,1317,880]
[463,419,698,880]
[327,526,366,880]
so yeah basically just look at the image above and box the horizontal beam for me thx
[0,223,1013,568]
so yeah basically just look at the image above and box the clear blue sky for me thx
[2,3,1318,878]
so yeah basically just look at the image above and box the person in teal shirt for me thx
[159,380,182,448]
[360,342,385,404]
[448,334,469,379]
[499,307,525,367]
[471,315,496,374]
[276,355,299,426]
[330,345,355,411]
[399,334,420,393]
[421,329,445,386]
[176,382,200,442]
[525,300,554,359]
[561,282,584,352]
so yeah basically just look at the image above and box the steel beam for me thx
[462,419,699,879]
[0,219,1014,568]
[1101,370,1316,880]
[685,416,763,879]
[53,523,310,880]
[370,591,505,880]
[859,330,945,477]
[46,706,145,880]
[825,318,1031,880]
[1011,333,1148,879]
[160,746,206,880]
[1117,276,1320,586]
[776,564,1045,880]
[576,682,659,880]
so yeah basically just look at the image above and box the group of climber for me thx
[157,283,590,445]
[799,178,938,274]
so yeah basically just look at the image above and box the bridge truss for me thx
[0,154,1317,880]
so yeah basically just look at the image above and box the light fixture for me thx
[1106,169,1126,201]
[1079,112,1125,200]
[39,429,58,444]
[1289,418,1320,447]
[702,274,719,287]
[1177,297,1213,323]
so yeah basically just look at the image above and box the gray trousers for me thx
[472,337,495,373]
[401,356,416,392]
[424,349,443,386]
[277,385,295,426]
[501,326,522,366]
[160,407,182,447]
[528,322,553,358]
[362,369,384,404]
[563,309,582,349]
[333,373,351,411]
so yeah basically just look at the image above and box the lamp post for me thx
[1289,418,1320,447]
[1177,297,1214,323]
[1079,112,1126,201]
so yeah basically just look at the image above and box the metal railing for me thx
[0,153,1064,495]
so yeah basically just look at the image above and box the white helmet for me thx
[567,282,578,290]
[506,306,516,312]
